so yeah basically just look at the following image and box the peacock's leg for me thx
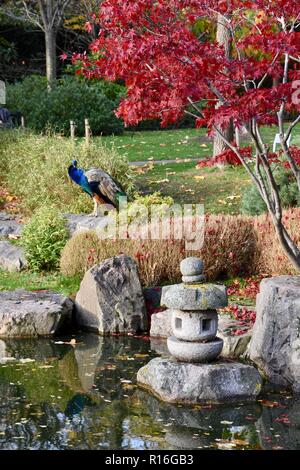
[93,198,98,217]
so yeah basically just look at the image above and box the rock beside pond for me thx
[218,316,252,359]
[75,255,148,335]
[0,241,27,272]
[0,212,23,238]
[0,290,73,338]
[249,276,300,392]
[137,357,262,405]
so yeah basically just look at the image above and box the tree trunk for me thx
[213,13,234,157]
[45,28,57,91]
[213,118,234,156]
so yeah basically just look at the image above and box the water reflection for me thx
[0,334,299,450]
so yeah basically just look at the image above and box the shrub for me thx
[7,75,124,136]
[60,213,256,285]
[60,232,184,287]
[21,206,69,271]
[241,166,300,216]
[126,192,175,223]
[197,147,252,168]
[200,214,256,280]
[0,130,135,215]
[130,192,174,207]
[253,208,300,276]
[60,209,300,285]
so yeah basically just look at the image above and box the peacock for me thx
[68,160,127,217]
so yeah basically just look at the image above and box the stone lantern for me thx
[137,257,263,405]
[165,257,226,363]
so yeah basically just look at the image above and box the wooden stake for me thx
[70,120,76,140]
[85,118,91,145]
[21,116,25,129]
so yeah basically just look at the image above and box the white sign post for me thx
[0,81,6,105]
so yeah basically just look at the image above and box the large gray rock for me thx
[161,283,228,310]
[0,290,73,338]
[65,213,110,237]
[75,255,148,335]
[249,276,300,392]
[137,357,262,404]
[0,212,23,238]
[0,241,27,272]
[218,316,252,359]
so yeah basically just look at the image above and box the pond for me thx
[0,334,298,450]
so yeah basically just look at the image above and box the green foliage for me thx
[131,191,174,207]
[0,36,17,65]
[241,167,300,216]
[0,269,81,296]
[21,206,69,271]
[0,129,135,214]
[127,192,175,223]
[7,75,124,136]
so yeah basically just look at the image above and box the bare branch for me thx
[285,115,300,142]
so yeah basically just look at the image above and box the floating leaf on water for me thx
[259,400,280,408]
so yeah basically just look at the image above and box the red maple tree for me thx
[74,0,300,271]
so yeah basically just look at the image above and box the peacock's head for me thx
[72,159,78,167]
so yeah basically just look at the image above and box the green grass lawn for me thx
[0,270,81,297]
[134,161,251,214]
[95,125,300,163]
[97,128,212,162]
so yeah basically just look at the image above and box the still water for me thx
[0,334,299,450]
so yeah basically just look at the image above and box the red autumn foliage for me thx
[71,0,300,269]
[283,146,300,169]
[74,0,300,131]
[197,146,253,167]
[221,304,256,335]
[227,277,262,299]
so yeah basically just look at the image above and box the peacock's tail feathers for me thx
[84,168,127,208]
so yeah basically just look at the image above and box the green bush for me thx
[126,192,175,224]
[21,206,69,271]
[0,130,135,215]
[7,75,124,136]
[130,192,174,208]
[241,167,300,216]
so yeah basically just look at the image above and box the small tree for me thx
[2,0,72,88]
[77,0,300,271]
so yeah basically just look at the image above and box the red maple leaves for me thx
[73,0,300,134]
